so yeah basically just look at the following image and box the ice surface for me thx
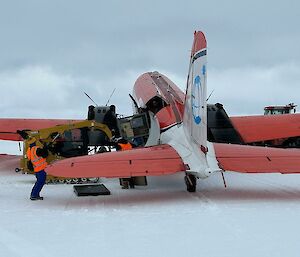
[1,155,300,257]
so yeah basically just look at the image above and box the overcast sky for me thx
[0,0,299,120]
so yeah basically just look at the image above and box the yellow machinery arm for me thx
[20,120,113,183]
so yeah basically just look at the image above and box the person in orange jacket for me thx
[26,138,49,200]
[116,138,133,151]
[114,138,133,188]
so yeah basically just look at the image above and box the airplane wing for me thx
[214,143,300,174]
[46,144,186,178]
[230,114,300,143]
[0,118,81,141]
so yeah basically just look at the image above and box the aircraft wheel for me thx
[15,168,21,173]
[58,179,65,183]
[184,174,197,192]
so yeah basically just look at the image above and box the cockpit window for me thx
[147,96,166,114]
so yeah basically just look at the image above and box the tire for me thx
[185,174,197,192]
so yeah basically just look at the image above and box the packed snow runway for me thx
[1,155,300,257]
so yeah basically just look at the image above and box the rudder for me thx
[183,31,207,148]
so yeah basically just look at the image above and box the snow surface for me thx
[1,155,300,257]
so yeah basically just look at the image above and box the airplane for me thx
[1,31,300,192]
[45,31,300,191]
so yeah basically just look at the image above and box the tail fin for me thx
[183,31,207,148]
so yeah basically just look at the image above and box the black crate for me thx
[74,184,110,196]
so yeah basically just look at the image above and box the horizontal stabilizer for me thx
[214,143,300,174]
[46,145,186,178]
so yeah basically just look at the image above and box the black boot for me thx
[30,196,44,200]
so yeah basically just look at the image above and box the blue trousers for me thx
[31,170,47,198]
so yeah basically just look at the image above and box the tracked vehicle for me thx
[17,120,112,183]
[16,103,157,185]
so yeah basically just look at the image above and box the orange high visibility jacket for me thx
[26,146,47,172]
[118,142,133,151]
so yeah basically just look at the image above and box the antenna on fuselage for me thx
[129,94,139,110]
[84,92,98,106]
[105,88,116,106]
[206,89,215,102]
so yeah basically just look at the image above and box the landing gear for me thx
[15,168,21,173]
[184,174,197,192]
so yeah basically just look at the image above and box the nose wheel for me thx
[184,174,197,192]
